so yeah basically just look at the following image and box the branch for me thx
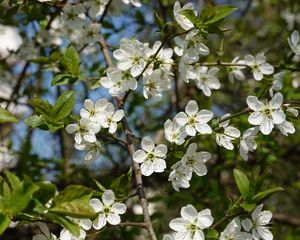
[98,36,157,240]
[273,213,300,226]
[119,221,148,228]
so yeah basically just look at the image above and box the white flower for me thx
[82,23,102,44]
[242,204,273,240]
[169,204,214,240]
[175,100,213,136]
[32,223,57,240]
[269,72,285,97]
[228,57,246,83]
[173,1,196,30]
[89,190,127,230]
[61,3,86,28]
[0,24,23,59]
[113,38,151,77]
[66,118,100,144]
[220,217,253,240]
[164,119,187,145]
[143,69,171,99]
[247,92,286,135]
[80,98,108,123]
[99,102,124,133]
[85,0,109,19]
[239,127,259,161]
[288,30,300,55]
[168,161,192,192]
[122,0,142,7]
[181,143,211,176]
[133,136,168,176]
[151,41,174,74]
[101,67,137,96]
[193,66,220,96]
[216,114,241,150]
[75,141,101,162]
[244,54,274,81]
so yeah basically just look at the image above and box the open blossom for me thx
[244,53,274,81]
[75,141,101,162]
[0,145,17,172]
[0,24,23,59]
[269,71,285,97]
[61,3,86,28]
[33,223,57,240]
[181,143,211,176]
[247,92,286,135]
[82,23,102,44]
[99,102,124,133]
[242,204,273,240]
[175,100,213,136]
[228,57,246,83]
[193,66,220,96]
[133,136,168,176]
[239,127,259,161]
[169,204,214,240]
[169,161,192,192]
[143,69,171,99]
[89,190,126,230]
[101,67,137,96]
[80,98,108,123]
[173,1,196,30]
[216,114,241,150]
[66,118,100,144]
[150,41,174,73]
[288,30,300,55]
[164,119,187,145]
[220,217,252,240]
[113,38,151,77]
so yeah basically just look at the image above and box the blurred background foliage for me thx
[0,0,300,239]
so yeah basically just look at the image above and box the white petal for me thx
[242,218,253,232]
[185,100,199,116]
[257,226,273,240]
[197,209,214,229]
[185,125,196,136]
[193,163,207,176]
[247,96,264,111]
[112,202,127,214]
[260,117,274,135]
[195,123,212,134]
[141,161,154,176]
[107,213,121,225]
[253,70,263,81]
[269,92,283,109]
[260,63,274,75]
[175,112,188,126]
[271,110,285,124]
[89,198,103,213]
[153,158,166,173]
[102,190,115,206]
[248,112,264,125]
[181,204,198,222]
[133,150,147,163]
[169,218,189,232]
[196,109,213,123]
[93,214,107,230]
[154,144,168,157]
[79,219,92,230]
[141,136,155,152]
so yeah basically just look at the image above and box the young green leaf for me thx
[233,169,251,201]
[0,214,10,236]
[51,74,77,86]
[60,45,80,77]
[180,9,199,26]
[28,97,53,117]
[51,90,75,120]
[0,107,18,124]
[252,187,284,203]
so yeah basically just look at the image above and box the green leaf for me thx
[240,202,256,213]
[52,91,75,120]
[0,214,10,235]
[233,169,251,201]
[25,115,48,129]
[0,107,18,124]
[50,185,96,219]
[252,187,284,203]
[45,212,80,237]
[0,172,39,217]
[110,174,127,195]
[60,46,80,77]
[33,181,57,205]
[200,5,236,24]
[28,97,53,117]
[154,11,164,31]
[51,74,77,86]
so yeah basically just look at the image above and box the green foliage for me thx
[25,91,75,132]
[181,4,236,36]
[0,107,18,124]
[233,169,252,201]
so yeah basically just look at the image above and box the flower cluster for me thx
[66,99,124,162]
